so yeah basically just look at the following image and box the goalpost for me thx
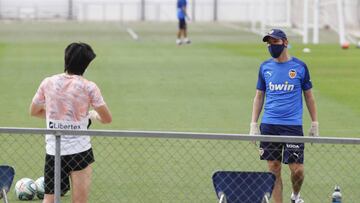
[311,0,347,45]
[250,0,292,36]
[292,0,351,45]
[250,0,353,45]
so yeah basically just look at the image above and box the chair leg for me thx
[219,193,227,203]
[2,188,9,203]
[262,194,270,203]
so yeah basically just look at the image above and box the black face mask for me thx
[268,44,286,58]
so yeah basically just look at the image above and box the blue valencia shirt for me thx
[256,57,313,125]
[177,0,187,19]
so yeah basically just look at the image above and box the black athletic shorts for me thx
[44,148,95,194]
[179,19,186,29]
[259,124,304,164]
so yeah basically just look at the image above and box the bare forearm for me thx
[30,103,46,119]
[31,109,46,119]
[306,98,317,122]
[91,105,112,124]
[251,96,264,123]
[304,90,318,122]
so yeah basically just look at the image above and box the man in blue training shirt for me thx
[176,0,191,45]
[250,29,319,203]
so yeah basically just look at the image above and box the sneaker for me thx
[183,38,191,44]
[291,198,304,203]
[176,39,182,45]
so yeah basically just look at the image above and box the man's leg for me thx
[43,194,55,203]
[182,21,191,44]
[177,30,181,39]
[176,19,183,45]
[43,175,70,203]
[268,160,283,203]
[61,175,70,196]
[280,125,305,202]
[180,29,185,39]
[70,165,92,203]
[260,124,283,202]
[43,172,70,202]
[183,29,191,44]
[43,153,67,203]
[289,163,304,196]
[176,30,182,45]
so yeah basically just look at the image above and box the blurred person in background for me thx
[249,29,318,203]
[30,42,112,203]
[176,0,191,45]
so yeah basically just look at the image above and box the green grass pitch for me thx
[0,22,359,202]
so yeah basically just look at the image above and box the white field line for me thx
[126,27,139,40]
[219,22,250,32]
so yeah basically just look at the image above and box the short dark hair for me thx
[64,42,96,75]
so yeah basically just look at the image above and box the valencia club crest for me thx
[289,69,297,79]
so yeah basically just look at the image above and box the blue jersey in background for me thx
[177,0,187,19]
[256,57,312,125]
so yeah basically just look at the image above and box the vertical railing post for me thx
[303,0,309,44]
[54,132,61,203]
[191,0,196,22]
[337,0,346,45]
[0,0,2,20]
[213,0,218,22]
[68,0,73,20]
[141,0,145,21]
[313,0,320,44]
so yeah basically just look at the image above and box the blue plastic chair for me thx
[0,165,15,203]
[212,171,276,203]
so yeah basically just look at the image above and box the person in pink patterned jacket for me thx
[30,42,112,203]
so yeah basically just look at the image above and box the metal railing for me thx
[1,127,360,203]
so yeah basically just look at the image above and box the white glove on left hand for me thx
[308,121,319,137]
[250,122,260,145]
[249,122,260,135]
[89,110,100,122]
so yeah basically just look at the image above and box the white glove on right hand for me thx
[249,122,260,135]
[308,121,319,137]
[89,110,100,122]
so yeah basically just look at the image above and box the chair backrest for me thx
[0,165,15,197]
[212,171,276,203]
